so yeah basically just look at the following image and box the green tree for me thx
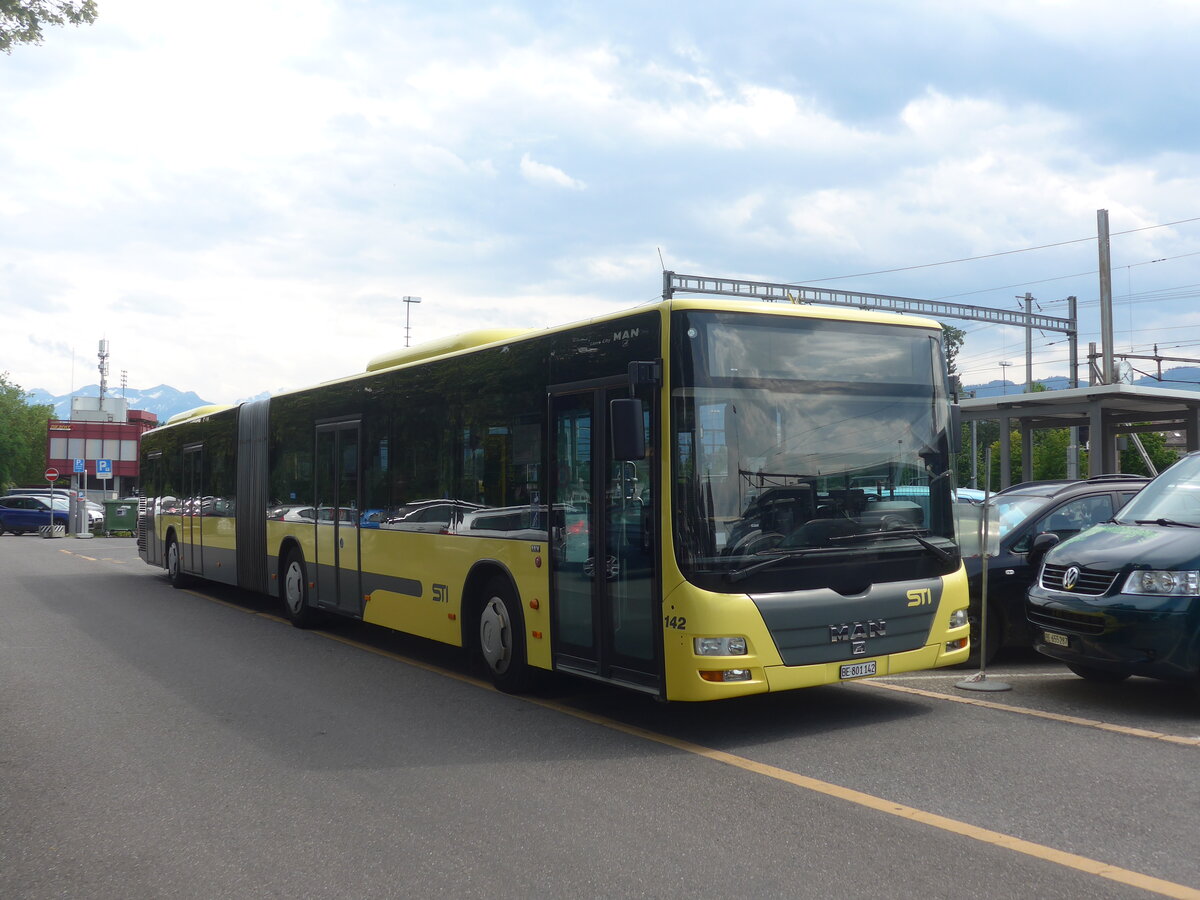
[0,373,53,489]
[0,1,97,53]
[941,323,965,392]
[1119,430,1179,477]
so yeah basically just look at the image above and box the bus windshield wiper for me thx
[725,549,813,584]
[1133,518,1200,528]
[828,528,956,564]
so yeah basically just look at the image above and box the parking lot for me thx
[2,534,1197,899]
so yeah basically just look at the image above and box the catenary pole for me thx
[1097,209,1115,384]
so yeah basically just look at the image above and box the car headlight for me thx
[1122,570,1200,596]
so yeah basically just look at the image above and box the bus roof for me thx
[164,404,234,426]
[148,295,945,432]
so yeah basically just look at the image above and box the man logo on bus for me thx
[613,328,640,342]
[829,620,886,644]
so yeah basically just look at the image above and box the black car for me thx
[1028,452,1200,691]
[957,474,1149,662]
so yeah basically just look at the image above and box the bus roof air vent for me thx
[366,329,531,372]
[165,404,233,426]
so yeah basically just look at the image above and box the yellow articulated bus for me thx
[138,279,970,700]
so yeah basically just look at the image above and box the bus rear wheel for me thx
[478,577,533,694]
[281,549,320,629]
[166,538,190,589]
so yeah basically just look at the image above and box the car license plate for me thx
[840,660,877,680]
[1043,630,1070,647]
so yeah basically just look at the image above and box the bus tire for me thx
[166,537,191,589]
[281,548,320,629]
[478,576,534,694]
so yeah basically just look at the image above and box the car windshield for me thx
[955,493,1049,557]
[1113,453,1200,525]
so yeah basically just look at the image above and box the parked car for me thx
[266,505,319,523]
[5,487,106,520]
[1027,453,1200,692]
[0,494,103,534]
[955,488,987,504]
[956,474,1149,663]
[381,500,485,533]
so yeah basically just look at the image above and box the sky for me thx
[4,0,1200,405]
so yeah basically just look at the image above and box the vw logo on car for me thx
[1061,566,1080,591]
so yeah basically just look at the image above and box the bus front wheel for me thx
[281,549,320,629]
[478,577,534,694]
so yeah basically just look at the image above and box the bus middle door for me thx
[182,444,203,575]
[314,421,363,615]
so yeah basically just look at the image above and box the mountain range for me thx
[27,366,1200,422]
[25,384,214,423]
[965,366,1200,399]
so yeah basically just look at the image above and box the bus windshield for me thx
[670,311,957,585]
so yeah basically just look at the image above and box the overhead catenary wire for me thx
[791,215,1200,286]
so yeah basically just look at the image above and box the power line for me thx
[793,214,1200,285]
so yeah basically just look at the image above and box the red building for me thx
[45,398,158,498]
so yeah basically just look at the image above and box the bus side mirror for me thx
[610,398,646,460]
[950,404,962,453]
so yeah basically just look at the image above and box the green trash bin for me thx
[102,498,139,536]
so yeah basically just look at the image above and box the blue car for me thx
[0,494,71,535]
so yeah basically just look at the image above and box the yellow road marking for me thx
[58,550,126,564]
[863,680,1200,747]
[57,548,99,561]
[185,587,1200,899]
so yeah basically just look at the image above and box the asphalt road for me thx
[1,536,1197,899]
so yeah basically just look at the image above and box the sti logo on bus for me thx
[906,588,932,607]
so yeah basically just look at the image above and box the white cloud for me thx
[3,0,1200,401]
[519,154,587,190]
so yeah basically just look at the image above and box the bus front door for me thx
[314,421,362,615]
[550,387,660,694]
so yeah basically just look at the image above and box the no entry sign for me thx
[44,468,59,482]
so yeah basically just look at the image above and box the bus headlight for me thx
[1122,570,1200,596]
[699,668,752,682]
[694,637,748,656]
[949,608,969,629]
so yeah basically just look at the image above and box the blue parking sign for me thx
[73,458,85,474]
[97,459,112,479]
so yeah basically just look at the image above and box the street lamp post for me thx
[403,296,422,348]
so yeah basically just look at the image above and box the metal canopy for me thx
[663,271,1076,333]
[961,384,1200,487]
